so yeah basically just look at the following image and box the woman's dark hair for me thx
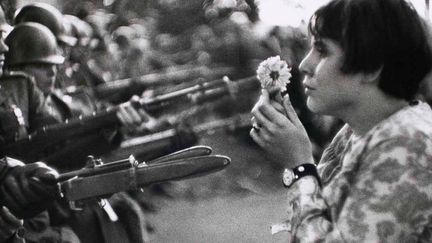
[308,0,432,100]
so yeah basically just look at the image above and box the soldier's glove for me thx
[0,207,23,242]
[0,162,59,219]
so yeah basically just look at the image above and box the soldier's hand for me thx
[117,95,160,133]
[0,162,59,219]
[171,122,198,150]
[0,207,23,242]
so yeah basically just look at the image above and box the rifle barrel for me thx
[119,113,252,150]
[0,76,258,160]
[94,66,236,100]
[141,76,258,110]
[57,158,134,182]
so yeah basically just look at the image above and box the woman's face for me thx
[299,36,363,118]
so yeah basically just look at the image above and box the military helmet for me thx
[4,22,65,67]
[64,14,93,46]
[14,3,77,46]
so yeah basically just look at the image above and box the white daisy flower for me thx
[256,55,291,92]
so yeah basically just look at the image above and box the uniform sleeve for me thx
[278,136,432,242]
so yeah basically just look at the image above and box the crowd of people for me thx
[0,0,431,242]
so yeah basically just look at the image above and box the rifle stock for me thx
[0,76,258,161]
[59,152,231,201]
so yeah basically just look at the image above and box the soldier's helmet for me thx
[64,14,94,47]
[14,3,77,46]
[4,22,65,67]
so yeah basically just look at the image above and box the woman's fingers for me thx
[282,94,302,127]
[252,106,273,130]
[252,100,291,130]
[250,116,262,131]
[249,125,271,147]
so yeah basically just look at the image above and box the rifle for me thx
[92,65,237,102]
[102,113,252,162]
[0,76,258,162]
[55,146,230,207]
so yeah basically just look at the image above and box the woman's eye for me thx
[312,39,328,57]
[315,45,328,56]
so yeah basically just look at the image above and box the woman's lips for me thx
[304,84,316,95]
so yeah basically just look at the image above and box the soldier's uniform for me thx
[0,20,149,243]
[0,73,147,243]
[0,71,48,144]
[39,87,122,171]
[0,157,32,243]
[0,71,119,168]
[0,90,79,243]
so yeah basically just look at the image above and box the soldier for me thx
[13,2,77,63]
[13,2,104,89]
[0,158,60,243]
[4,22,160,166]
[14,2,77,48]
[2,22,152,242]
[63,14,106,88]
[1,21,153,243]
[0,5,66,243]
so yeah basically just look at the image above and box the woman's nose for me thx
[299,51,314,77]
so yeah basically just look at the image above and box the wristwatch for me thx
[282,163,321,188]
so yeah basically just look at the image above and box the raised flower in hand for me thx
[256,55,291,93]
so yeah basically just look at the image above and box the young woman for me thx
[250,0,432,241]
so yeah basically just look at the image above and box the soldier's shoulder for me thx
[0,71,34,82]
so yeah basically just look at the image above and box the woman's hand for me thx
[250,89,314,168]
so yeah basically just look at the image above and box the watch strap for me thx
[283,163,321,188]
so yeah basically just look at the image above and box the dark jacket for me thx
[0,72,47,143]
[0,72,121,168]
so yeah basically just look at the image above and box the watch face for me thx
[283,169,295,187]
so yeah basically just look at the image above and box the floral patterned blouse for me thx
[273,101,432,242]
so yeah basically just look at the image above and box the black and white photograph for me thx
[0,0,431,242]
